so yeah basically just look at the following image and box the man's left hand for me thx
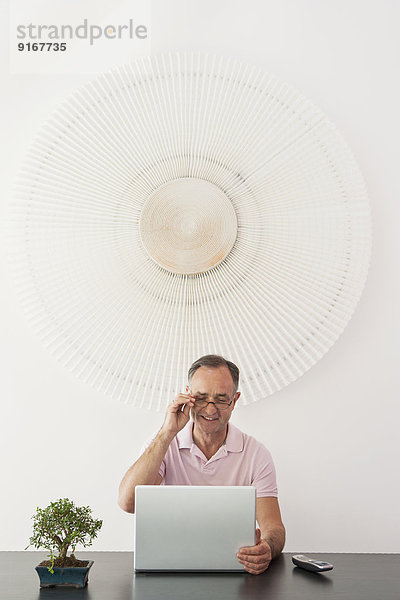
[236,528,272,575]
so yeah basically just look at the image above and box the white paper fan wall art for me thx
[9,53,371,410]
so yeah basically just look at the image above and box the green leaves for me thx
[26,498,103,571]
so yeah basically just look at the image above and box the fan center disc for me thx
[139,178,238,275]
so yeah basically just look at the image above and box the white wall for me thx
[1,0,399,553]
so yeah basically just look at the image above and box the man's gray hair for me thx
[187,354,239,394]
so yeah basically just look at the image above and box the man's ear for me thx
[233,391,240,407]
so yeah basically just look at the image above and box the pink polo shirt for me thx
[140,420,278,498]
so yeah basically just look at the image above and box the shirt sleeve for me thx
[251,443,278,498]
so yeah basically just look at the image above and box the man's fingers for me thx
[170,394,194,411]
[237,546,269,562]
[242,563,269,575]
[237,553,267,565]
[237,548,271,574]
[237,537,271,573]
[239,530,261,555]
[237,556,270,574]
[238,544,265,556]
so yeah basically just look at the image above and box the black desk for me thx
[1,552,399,600]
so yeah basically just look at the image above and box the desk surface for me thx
[1,552,399,600]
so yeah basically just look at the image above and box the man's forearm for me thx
[262,525,286,559]
[118,428,173,513]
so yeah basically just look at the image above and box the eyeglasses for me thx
[191,395,235,411]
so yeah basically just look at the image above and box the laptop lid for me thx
[134,485,256,572]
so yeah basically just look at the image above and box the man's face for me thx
[188,366,239,436]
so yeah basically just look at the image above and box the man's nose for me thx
[205,400,218,413]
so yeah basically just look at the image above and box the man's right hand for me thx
[118,393,194,513]
[160,392,195,438]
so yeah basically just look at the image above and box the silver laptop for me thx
[134,485,256,572]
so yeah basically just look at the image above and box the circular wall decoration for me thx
[9,53,371,410]
[140,178,238,274]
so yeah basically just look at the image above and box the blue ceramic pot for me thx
[35,560,94,588]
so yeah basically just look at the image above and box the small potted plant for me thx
[25,498,103,588]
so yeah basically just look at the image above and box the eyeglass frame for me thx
[188,390,238,411]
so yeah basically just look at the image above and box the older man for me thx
[118,354,285,575]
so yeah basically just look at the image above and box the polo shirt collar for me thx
[177,420,243,453]
[225,422,244,452]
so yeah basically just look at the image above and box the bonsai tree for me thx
[25,498,103,573]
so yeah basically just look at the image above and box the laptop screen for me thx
[134,485,256,572]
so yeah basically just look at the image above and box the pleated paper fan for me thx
[9,53,371,410]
